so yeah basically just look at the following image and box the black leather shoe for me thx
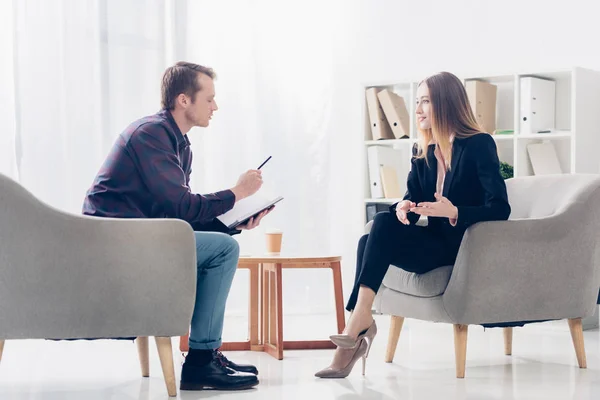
[180,356,258,391]
[213,350,259,375]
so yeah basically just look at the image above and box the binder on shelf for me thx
[526,141,563,175]
[380,165,403,198]
[377,89,410,139]
[365,87,395,140]
[465,80,497,134]
[520,77,556,134]
[367,146,408,198]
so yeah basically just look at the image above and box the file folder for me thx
[526,141,562,175]
[365,87,394,140]
[377,89,410,139]
[465,80,497,134]
[520,77,556,134]
[367,146,408,198]
[380,165,403,198]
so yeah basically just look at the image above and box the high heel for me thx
[361,354,366,376]
[330,320,377,349]
[360,327,375,376]
[314,338,369,379]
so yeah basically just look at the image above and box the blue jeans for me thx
[188,231,239,350]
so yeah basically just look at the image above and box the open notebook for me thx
[217,194,283,229]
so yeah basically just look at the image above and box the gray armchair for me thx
[0,173,197,397]
[373,174,600,378]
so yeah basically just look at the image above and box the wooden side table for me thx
[179,255,346,361]
[249,255,346,360]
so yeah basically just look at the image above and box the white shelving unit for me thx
[362,67,600,224]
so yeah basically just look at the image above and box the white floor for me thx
[1,314,600,400]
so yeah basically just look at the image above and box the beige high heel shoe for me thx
[314,338,369,378]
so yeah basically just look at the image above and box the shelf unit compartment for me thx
[517,71,572,135]
[465,75,515,135]
[515,137,571,177]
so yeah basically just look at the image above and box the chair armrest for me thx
[365,220,374,234]
[442,209,600,325]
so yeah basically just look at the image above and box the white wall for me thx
[357,0,600,80]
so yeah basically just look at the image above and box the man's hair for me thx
[161,61,216,110]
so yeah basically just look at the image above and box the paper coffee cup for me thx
[265,229,283,254]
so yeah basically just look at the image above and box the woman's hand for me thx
[410,193,458,222]
[396,200,416,225]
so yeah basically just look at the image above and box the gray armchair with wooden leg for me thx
[373,174,600,378]
[0,173,196,397]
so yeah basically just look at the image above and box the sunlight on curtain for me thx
[11,0,171,213]
[186,0,363,318]
[0,0,19,180]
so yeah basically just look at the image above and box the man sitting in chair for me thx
[83,62,271,391]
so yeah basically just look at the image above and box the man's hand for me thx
[231,170,263,201]
[396,200,416,225]
[236,206,275,230]
[410,193,458,221]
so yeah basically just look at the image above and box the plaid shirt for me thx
[82,109,236,232]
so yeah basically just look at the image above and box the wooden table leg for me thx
[331,261,346,334]
[263,263,284,360]
[249,263,263,351]
[274,263,284,359]
[269,265,278,356]
[262,263,270,349]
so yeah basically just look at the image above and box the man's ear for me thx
[177,93,189,109]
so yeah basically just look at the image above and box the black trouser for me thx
[346,211,460,311]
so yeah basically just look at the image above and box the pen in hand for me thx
[257,156,272,170]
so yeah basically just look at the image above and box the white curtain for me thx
[2,0,177,212]
[0,0,19,180]
[185,0,363,318]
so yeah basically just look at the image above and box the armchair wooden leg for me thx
[503,327,513,356]
[453,324,468,378]
[568,318,587,368]
[385,316,404,363]
[155,337,177,397]
[136,337,150,377]
[0,340,4,364]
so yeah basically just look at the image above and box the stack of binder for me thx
[365,88,410,140]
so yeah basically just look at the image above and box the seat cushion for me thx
[382,264,453,298]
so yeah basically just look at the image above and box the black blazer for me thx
[392,133,511,246]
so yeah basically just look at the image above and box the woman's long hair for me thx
[416,72,483,168]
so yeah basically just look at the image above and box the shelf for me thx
[361,67,600,225]
[517,132,572,140]
[365,198,401,204]
[492,134,514,140]
[365,139,416,146]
